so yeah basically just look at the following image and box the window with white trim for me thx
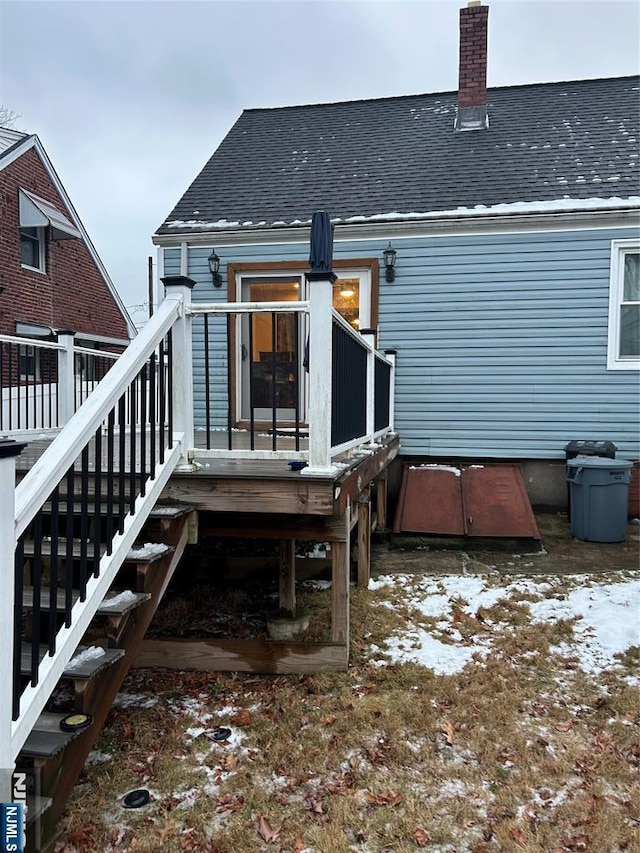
[20,226,46,272]
[19,344,41,380]
[608,239,640,370]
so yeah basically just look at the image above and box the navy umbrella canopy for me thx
[309,211,334,273]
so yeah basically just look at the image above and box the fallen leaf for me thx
[509,827,527,846]
[219,755,237,771]
[216,793,244,813]
[365,790,403,807]
[257,814,281,844]
[554,721,573,732]
[293,839,305,853]
[307,798,324,814]
[442,721,456,746]
[324,714,337,726]
[414,827,431,846]
[230,709,252,727]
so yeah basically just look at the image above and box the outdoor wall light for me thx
[208,250,222,288]
[383,243,397,283]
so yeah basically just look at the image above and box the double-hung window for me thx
[20,226,46,272]
[608,239,640,370]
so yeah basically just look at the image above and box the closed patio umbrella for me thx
[309,211,333,272]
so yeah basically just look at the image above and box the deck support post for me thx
[279,538,296,616]
[304,270,337,475]
[161,276,197,471]
[0,439,26,802]
[357,487,371,588]
[331,505,350,644]
[57,331,76,425]
[375,472,388,531]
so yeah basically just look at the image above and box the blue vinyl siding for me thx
[163,248,181,276]
[379,227,639,460]
[167,224,640,459]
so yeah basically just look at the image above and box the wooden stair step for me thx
[21,644,124,680]
[22,587,151,616]
[42,502,192,520]
[27,794,53,827]
[21,540,173,563]
[20,713,88,759]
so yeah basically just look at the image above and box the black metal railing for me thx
[12,333,172,721]
[374,353,392,434]
[331,318,367,448]
[199,310,305,453]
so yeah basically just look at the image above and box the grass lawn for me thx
[53,560,639,853]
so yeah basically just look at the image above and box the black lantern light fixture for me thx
[208,250,222,288]
[383,243,397,283]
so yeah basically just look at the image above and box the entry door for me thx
[240,276,303,423]
[237,268,372,423]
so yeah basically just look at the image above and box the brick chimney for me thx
[455,1,489,131]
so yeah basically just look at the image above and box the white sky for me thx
[1,0,639,327]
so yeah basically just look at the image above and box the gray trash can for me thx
[566,455,632,542]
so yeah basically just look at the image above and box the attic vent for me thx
[455,1,489,132]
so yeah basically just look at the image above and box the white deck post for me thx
[57,330,75,425]
[0,439,25,802]
[360,329,376,444]
[385,349,397,433]
[161,276,197,471]
[303,271,337,475]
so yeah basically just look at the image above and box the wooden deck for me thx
[145,433,399,672]
[15,429,400,673]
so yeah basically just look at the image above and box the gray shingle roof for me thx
[156,76,640,236]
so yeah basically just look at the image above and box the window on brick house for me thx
[20,226,46,272]
[19,344,40,380]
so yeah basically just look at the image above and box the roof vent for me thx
[455,1,489,132]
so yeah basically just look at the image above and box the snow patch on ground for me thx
[528,580,640,679]
[368,573,640,679]
[112,692,159,710]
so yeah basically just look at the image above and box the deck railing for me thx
[0,275,396,474]
[0,333,124,436]
[0,295,185,801]
[181,271,396,473]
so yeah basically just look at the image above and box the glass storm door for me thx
[240,276,303,423]
[238,268,372,424]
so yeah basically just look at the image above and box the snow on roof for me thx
[166,195,640,232]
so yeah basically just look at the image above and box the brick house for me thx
[0,127,134,351]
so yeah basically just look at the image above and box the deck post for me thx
[375,471,388,531]
[357,486,371,588]
[279,539,296,616]
[161,276,197,471]
[0,439,25,802]
[304,270,337,475]
[331,504,350,645]
[57,330,75,425]
[361,330,376,443]
[384,349,397,433]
